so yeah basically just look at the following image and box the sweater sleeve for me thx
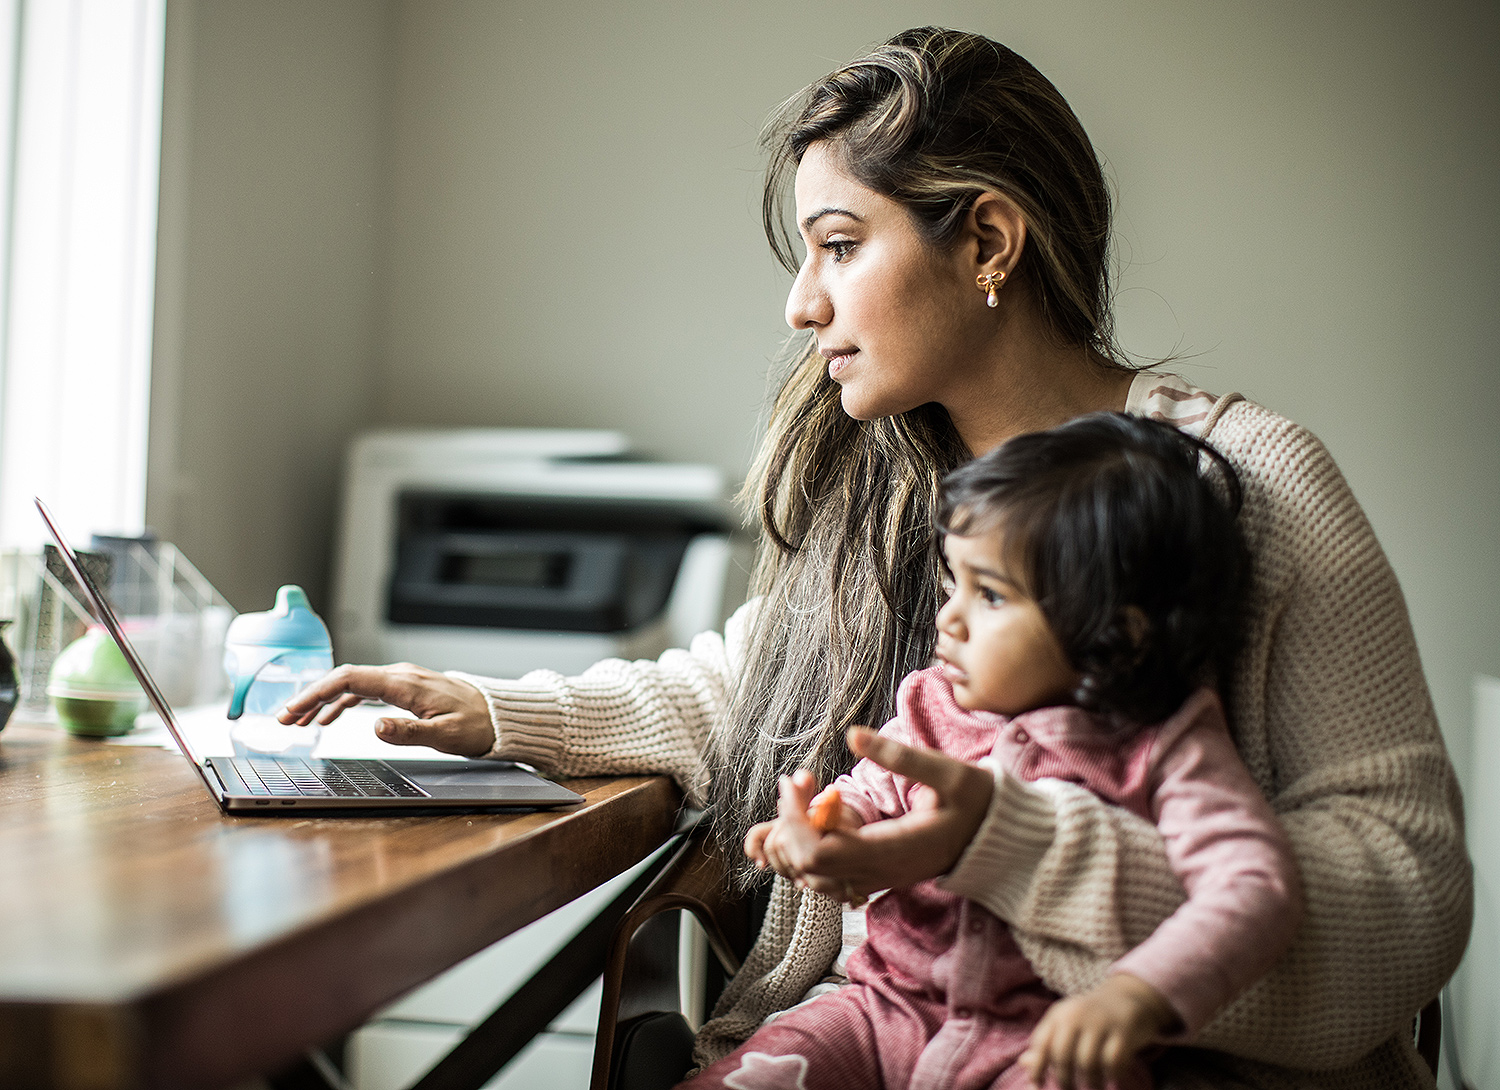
[943,402,1471,1070]
[831,700,929,825]
[446,598,758,806]
[1110,690,1303,1040]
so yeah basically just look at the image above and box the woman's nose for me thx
[785,261,831,330]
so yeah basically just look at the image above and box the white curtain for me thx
[0,0,165,548]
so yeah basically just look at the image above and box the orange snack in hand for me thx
[808,787,842,833]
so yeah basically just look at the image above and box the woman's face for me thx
[786,142,994,421]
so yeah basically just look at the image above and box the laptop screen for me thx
[33,498,222,798]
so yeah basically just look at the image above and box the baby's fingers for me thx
[777,770,818,821]
[1099,1030,1131,1085]
[744,821,773,868]
[1019,1034,1050,1086]
[1023,1003,1067,1087]
[1072,1026,1106,1089]
[1048,1021,1081,1090]
[761,824,804,883]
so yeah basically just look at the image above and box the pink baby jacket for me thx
[834,666,1304,1041]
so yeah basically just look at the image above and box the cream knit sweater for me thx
[453,376,1470,1088]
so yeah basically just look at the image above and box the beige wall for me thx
[372,0,1500,740]
[150,1,1497,1077]
[149,0,391,616]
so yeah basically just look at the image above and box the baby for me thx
[694,413,1304,1090]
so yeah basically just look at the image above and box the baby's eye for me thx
[979,586,1005,606]
[820,239,856,263]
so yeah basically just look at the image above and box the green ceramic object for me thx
[0,620,17,735]
[47,627,144,737]
[50,694,141,736]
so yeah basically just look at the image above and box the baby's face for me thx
[935,530,1078,716]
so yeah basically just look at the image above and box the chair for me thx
[1414,996,1440,1079]
[590,819,754,1090]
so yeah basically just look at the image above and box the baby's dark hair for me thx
[937,412,1248,728]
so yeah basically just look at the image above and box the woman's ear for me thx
[966,192,1027,280]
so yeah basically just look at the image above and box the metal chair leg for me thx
[591,825,750,1090]
[406,828,692,1090]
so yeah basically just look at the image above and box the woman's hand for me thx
[276,663,494,757]
[762,726,996,902]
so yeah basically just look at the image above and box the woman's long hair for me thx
[706,27,1136,885]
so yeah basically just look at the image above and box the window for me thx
[0,0,165,547]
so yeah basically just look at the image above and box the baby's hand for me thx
[743,773,863,890]
[1019,972,1178,1089]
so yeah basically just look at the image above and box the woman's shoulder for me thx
[1130,372,1380,568]
[1127,371,1343,496]
[1205,399,1362,535]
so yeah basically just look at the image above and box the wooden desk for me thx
[0,721,682,1090]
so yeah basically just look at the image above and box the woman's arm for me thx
[449,621,740,804]
[281,600,758,806]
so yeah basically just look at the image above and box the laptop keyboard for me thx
[231,757,429,798]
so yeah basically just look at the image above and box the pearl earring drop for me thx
[976,271,1006,308]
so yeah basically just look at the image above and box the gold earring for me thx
[977,271,1006,308]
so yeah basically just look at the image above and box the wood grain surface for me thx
[0,720,682,1090]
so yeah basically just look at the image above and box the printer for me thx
[331,428,750,677]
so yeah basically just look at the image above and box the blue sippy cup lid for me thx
[224,585,331,649]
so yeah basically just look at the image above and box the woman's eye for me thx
[820,239,856,263]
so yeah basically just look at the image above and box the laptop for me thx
[36,497,584,813]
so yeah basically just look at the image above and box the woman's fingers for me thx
[848,725,973,797]
[374,715,459,749]
[764,802,954,895]
[755,749,996,901]
[763,773,872,897]
[313,692,366,726]
[377,708,493,757]
[843,725,995,881]
[278,664,409,723]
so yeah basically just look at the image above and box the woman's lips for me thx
[823,348,857,379]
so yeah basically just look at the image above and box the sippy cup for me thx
[223,585,333,758]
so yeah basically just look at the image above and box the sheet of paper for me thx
[110,701,466,762]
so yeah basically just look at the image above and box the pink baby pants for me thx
[681,880,1151,1090]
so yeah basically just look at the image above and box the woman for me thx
[282,28,1469,1088]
